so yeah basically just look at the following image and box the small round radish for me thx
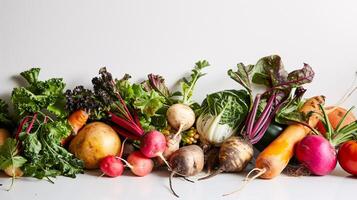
[140,130,171,169]
[166,104,195,135]
[99,155,124,177]
[127,151,154,177]
[295,135,337,176]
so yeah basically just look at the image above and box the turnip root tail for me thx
[173,124,183,139]
[198,168,224,181]
[169,171,180,198]
[223,168,266,197]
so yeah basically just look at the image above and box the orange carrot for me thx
[255,95,325,179]
[68,109,89,134]
[61,109,89,146]
[223,95,326,197]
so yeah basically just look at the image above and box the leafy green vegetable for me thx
[275,87,307,124]
[115,74,166,131]
[228,55,315,144]
[0,99,14,128]
[65,85,107,120]
[196,90,250,145]
[180,60,210,105]
[11,68,67,118]
[228,63,254,94]
[20,119,84,179]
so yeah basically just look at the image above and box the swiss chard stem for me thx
[251,94,275,138]
[26,113,38,134]
[246,95,261,138]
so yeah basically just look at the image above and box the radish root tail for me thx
[169,171,180,198]
[198,168,223,181]
[223,168,266,197]
[119,137,128,158]
[159,154,172,171]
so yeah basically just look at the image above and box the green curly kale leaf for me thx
[11,68,67,118]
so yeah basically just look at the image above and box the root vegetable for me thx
[0,128,10,146]
[199,136,253,180]
[4,165,23,177]
[156,133,182,167]
[168,145,204,197]
[166,104,195,136]
[163,133,182,158]
[296,106,357,176]
[295,135,337,175]
[255,96,325,179]
[126,151,154,177]
[99,155,124,177]
[69,122,121,169]
[140,130,171,169]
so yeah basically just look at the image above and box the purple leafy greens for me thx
[229,55,315,144]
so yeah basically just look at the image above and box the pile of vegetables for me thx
[0,55,356,198]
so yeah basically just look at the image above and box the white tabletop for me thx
[0,165,354,200]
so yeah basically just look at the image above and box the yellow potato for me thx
[69,122,121,169]
[4,165,23,177]
[0,128,10,146]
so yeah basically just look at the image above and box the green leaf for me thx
[132,84,165,117]
[181,60,210,105]
[200,90,250,128]
[252,55,288,87]
[275,87,307,124]
[0,138,26,170]
[12,69,67,118]
[0,99,14,128]
[21,120,83,179]
[20,68,40,85]
[228,63,254,93]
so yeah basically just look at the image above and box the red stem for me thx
[26,113,38,134]
[15,116,30,139]
[112,125,141,140]
[110,112,144,136]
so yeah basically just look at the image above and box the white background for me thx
[0,0,356,200]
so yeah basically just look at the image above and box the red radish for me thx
[127,151,154,177]
[295,135,337,176]
[140,130,171,169]
[99,156,124,177]
[295,105,357,176]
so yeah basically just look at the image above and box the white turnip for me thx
[166,103,195,137]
